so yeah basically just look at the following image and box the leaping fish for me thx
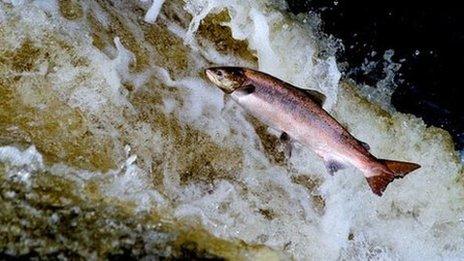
[205,67,421,196]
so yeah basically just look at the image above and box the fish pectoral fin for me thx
[279,132,290,142]
[304,89,326,107]
[237,84,256,95]
[324,160,346,176]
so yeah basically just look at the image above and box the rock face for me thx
[0,0,463,260]
[0,156,275,259]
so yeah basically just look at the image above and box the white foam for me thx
[0,3,5,23]
[2,0,26,7]
[248,8,279,75]
[162,97,177,114]
[143,0,165,24]
[113,37,135,80]
[89,0,110,28]
[177,1,464,259]
[32,0,59,16]
[69,87,108,112]
[2,0,464,259]
[356,49,402,112]
[0,145,166,212]
[153,67,233,142]
[103,158,166,211]
[0,146,44,187]
[0,145,44,171]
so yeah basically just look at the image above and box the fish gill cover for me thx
[0,0,463,260]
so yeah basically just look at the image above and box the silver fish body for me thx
[205,67,420,196]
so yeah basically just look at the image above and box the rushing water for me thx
[1,0,463,259]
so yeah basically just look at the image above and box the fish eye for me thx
[217,70,223,76]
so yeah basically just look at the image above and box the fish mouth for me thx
[205,68,216,82]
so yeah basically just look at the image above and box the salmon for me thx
[205,67,420,196]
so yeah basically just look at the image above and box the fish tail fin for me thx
[380,159,421,178]
[366,159,421,196]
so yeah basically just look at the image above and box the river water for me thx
[1,0,463,259]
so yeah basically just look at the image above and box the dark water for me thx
[287,1,464,150]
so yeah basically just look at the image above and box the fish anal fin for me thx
[325,160,346,176]
[304,89,326,107]
[279,132,290,142]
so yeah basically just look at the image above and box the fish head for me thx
[205,67,247,94]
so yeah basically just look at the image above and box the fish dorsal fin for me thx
[303,89,326,107]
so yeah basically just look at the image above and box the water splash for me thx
[0,0,463,260]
